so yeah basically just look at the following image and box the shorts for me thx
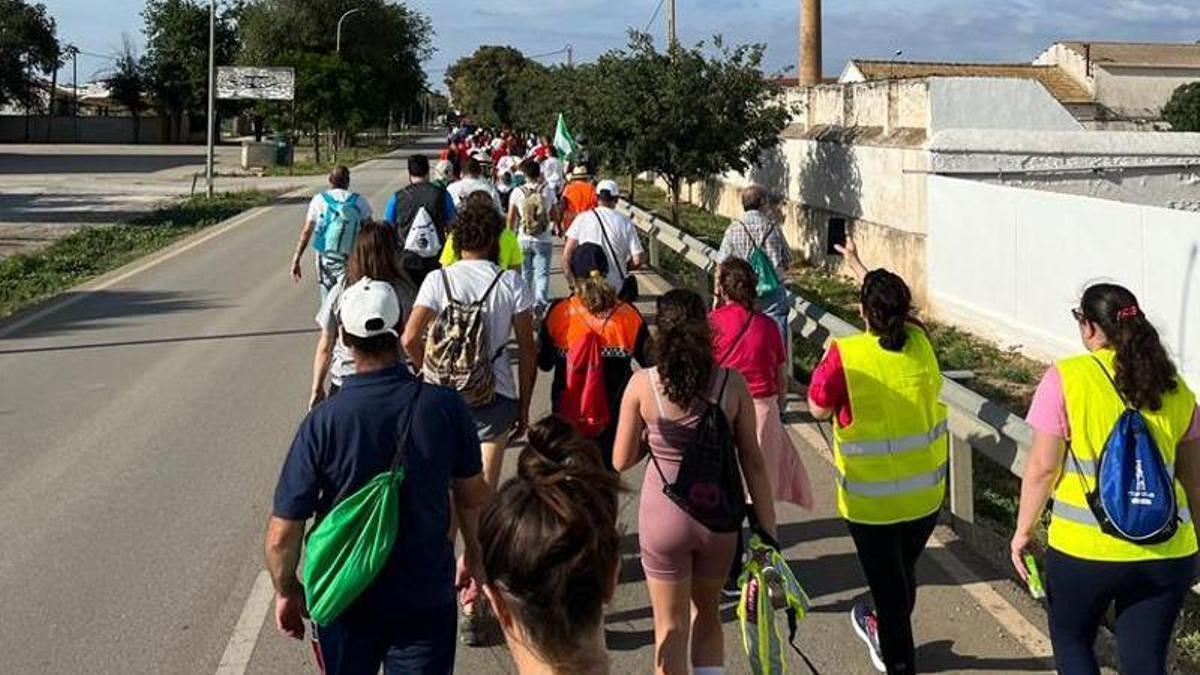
[638,473,738,581]
[470,395,518,442]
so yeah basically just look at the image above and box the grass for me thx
[0,190,278,319]
[264,142,405,177]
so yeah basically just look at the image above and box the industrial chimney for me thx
[800,0,822,85]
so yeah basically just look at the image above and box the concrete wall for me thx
[928,176,1200,390]
[928,78,1081,132]
[0,116,166,144]
[1096,66,1200,121]
[792,80,929,132]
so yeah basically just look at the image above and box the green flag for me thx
[553,113,577,160]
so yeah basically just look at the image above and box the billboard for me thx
[216,67,295,101]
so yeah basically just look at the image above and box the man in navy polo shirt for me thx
[265,278,489,674]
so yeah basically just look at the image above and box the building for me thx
[1035,41,1200,128]
[672,72,1200,390]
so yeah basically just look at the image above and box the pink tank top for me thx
[644,368,729,483]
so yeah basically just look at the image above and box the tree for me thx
[141,0,240,143]
[105,37,148,143]
[239,0,432,146]
[0,0,59,112]
[445,46,537,128]
[590,33,790,223]
[1164,82,1200,132]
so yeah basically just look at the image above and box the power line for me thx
[644,0,667,33]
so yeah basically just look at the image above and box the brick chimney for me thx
[800,0,822,85]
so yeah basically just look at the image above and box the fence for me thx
[618,198,1045,560]
[0,115,166,144]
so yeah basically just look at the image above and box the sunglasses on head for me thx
[1071,307,1086,323]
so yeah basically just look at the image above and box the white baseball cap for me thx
[339,278,401,338]
[596,179,621,198]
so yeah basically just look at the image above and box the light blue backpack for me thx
[313,192,363,259]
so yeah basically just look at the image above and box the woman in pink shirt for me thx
[711,257,813,510]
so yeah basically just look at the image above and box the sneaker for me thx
[460,602,501,647]
[850,602,885,672]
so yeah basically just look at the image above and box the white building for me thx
[1033,41,1200,128]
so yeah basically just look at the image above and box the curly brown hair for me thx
[717,257,758,309]
[654,289,714,406]
[451,200,503,257]
[480,417,621,670]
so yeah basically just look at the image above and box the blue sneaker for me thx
[850,601,885,672]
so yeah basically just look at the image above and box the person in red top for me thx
[711,257,813,509]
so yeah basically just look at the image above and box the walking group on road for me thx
[267,126,1200,675]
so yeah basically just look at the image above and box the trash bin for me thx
[273,133,293,167]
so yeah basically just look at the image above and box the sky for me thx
[42,0,1200,90]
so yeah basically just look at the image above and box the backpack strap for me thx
[645,369,672,485]
[475,269,506,307]
[594,210,627,279]
[390,382,424,472]
[1091,356,1131,409]
[439,269,456,305]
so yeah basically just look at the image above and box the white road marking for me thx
[215,570,276,675]
[0,206,266,339]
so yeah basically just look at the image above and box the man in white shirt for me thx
[562,179,644,293]
[540,149,566,197]
[446,157,502,211]
[289,165,373,300]
[508,158,559,315]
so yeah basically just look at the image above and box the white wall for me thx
[1096,66,1200,120]
[928,176,1200,390]
[928,78,1081,132]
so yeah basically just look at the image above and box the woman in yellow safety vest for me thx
[1013,282,1200,675]
[807,239,947,675]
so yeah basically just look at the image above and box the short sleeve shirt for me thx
[566,207,645,291]
[1026,365,1200,442]
[511,182,557,244]
[272,365,481,617]
[710,304,785,399]
[718,210,789,277]
[316,279,416,386]
[306,189,374,225]
[808,342,853,428]
[414,260,533,400]
[439,229,524,270]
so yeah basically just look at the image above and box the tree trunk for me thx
[629,172,636,202]
[313,123,321,165]
[669,177,682,226]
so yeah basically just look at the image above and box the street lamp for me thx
[336,8,365,54]
[205,0,216,198]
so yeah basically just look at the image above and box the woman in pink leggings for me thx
[614,289,777,675]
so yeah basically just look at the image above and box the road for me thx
[0,137,1062,674]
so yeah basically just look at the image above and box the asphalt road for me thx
[0,136,1062,674]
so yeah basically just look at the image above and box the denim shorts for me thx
[470,395,519,442]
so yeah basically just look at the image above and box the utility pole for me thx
[667,0,677,48]
[566,44,574,67]
[71,47,79,143]
[205,0,215,198]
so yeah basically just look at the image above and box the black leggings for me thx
[1045,548,1197,675]
[846,512,938,675]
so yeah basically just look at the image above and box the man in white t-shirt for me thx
[289,165,374,299]
[540,149,566,197]
[563,179,644,292]
[446,156,502,211]
[507,158,559,315]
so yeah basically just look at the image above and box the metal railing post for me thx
[949,433,976,527]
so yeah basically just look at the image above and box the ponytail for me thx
[1080,283,1178,411]
[861,269,913,352]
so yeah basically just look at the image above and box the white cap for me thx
[596,179,621,198]
[339,278,401,338]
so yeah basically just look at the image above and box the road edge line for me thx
[215,569,276,675]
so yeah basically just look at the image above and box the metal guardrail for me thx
[618,198,1036,537]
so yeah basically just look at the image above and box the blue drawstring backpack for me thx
[1068,358,1179,544]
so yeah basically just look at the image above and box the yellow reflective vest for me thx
[1049,349,1198,562]
[832,327,949,525]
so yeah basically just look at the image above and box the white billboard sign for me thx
[216,67,295,101]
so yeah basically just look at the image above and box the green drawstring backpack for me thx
[738,531,816,674]
[741,222,782,299]
[303,385,422,626]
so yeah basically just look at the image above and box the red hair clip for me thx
[1116,305,1140,322]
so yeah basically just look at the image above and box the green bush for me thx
[1164,82,1200,132]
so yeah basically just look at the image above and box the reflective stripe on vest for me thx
[838,462,948,498]
[1052,500,1192,528]
[839,420,949,457]
[832,328,949,525]
[1048,349,1198,563]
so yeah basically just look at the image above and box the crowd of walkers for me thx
[266,126,1200,675]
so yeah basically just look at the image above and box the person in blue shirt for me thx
[265,278,490,674]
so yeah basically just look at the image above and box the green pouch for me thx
[742,223,781,298]
[303,385,421,626]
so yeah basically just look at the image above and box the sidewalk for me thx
[245,246,1062,674]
